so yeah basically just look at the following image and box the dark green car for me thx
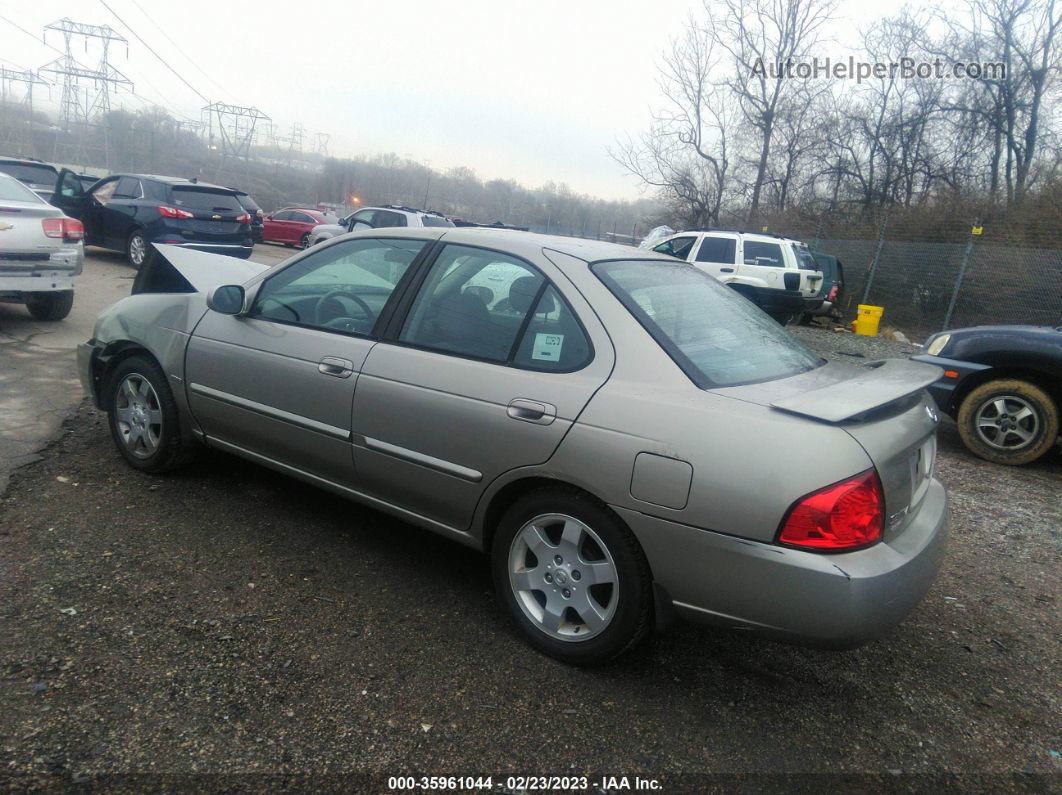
[801,252,846,324]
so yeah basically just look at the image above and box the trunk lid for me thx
[0,202,64,273]
[170,187,249,243]
[713,358,943,535]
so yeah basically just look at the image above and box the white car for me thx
[0,171,83,321]
[650,229,823,324]
[307,205,454,246]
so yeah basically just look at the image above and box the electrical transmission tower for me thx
[313,132,330,159]
[0,67,50,156]
[39,18,132,166]
[203,102,270,180]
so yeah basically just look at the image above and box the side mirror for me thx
[207,284,246,315]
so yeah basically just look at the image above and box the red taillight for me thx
[827,285,838,302]
[42,217,84,242]
[777,470,883,551]
[236,213,250,224]
[158,205,194,220]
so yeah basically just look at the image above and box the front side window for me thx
[251,238,427,335]
[114,177,142,199]
[91,179,119,205]
[399,244,590,369]
[742,240,784,267]
[695,236,737,264]
[652,236,696,260]
[592,260,822,388]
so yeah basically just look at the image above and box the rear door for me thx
[350,242,612,530]
[101,176,144,249]
[184,236,433,485]
[737,237,788,290]
[691,234,739,281]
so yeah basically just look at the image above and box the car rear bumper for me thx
[910,354,990,416]
[747,286,813,316]
[614,478,948,648]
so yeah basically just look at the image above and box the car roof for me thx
[112,173,235,190]
[0,155,56,169]
[353,226,673,268]
[279,207,326,214]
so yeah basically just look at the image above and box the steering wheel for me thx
[314,289,375,329]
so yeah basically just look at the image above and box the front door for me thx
[184,236,432,485]
[351,242,612,530]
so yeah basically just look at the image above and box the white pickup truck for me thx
[0,172,83,321]
[649,229,823,324]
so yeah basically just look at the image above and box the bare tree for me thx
[610,23,733,227]
[707,0,836,221]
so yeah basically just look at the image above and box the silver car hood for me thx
[154,244,269,293]
[715,359,942,423]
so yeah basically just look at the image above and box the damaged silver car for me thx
[78,228,948,664]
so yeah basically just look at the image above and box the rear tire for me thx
[104,354,194,473]
[127,229,149,269]
[798,312,814,326]
[957,379,1058,465]
[24,290,74,321]
[491,489,653,665]
[299,233,310,249]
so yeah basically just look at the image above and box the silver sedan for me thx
[78,228,947,664]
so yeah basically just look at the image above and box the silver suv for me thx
[308,205,453,246]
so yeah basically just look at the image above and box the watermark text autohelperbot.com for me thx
[753,56,1005,83]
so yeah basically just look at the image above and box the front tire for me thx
[299,233,310,249]
[957,379,1059,465]
[24,290,73,321]
[127,230,149,269]
[104,355,193,473]
[491,489,653,665]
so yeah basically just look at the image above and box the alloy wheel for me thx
[114,374,163,458]
[129,235,146,266]
[508,513,618,641]
[974,395,1039,450]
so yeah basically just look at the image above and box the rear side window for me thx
[373,210,408,228]
[695,236,736,264]
[171,188,242,212]
[652,236,696,260]
[593,260,821,388]
[289,211,315,223]
[421,215,454,228]
[743,241,784,267]
[511,285,591,371]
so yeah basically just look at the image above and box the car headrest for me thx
[509,276,553,314]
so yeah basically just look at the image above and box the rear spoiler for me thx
[771,359,943,423]
[132,244,268,295]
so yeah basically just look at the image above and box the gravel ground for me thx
[1,326,1059,791]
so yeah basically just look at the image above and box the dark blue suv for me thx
[54,170,253,267]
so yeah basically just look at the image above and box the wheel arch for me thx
[95,342,162,410]
[951,366,1062,418]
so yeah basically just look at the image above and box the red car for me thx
[261,207,331,248]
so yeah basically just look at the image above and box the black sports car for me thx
[913,325,1061,465]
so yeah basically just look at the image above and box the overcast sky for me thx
[2,0,920,200]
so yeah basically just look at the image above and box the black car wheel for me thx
[127,230,149,269]
[299,233,310,249]
[957,379,1059,465]
[24,290,74,321]
[491,488,653,665]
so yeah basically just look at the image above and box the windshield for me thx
[792,244,818,270]
[0,162,57,191]
[171,188,243,213]
[421,215,455,227]
[592,259,822,388]
[0,175,45,203]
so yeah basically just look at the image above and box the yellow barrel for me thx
[854,304,884,336]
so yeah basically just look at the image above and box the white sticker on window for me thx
[532,333,564,361]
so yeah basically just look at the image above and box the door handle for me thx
[720,267,734,273]
[318,356,354,378]
[507,398,557,425]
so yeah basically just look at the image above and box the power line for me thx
[96,0,209,103]
[127,0,234,103]
[0,12,66,54]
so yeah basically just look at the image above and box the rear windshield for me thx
[0,162,58,190]
[421,215,454,227]
[592,260,822,388]
[171,188,243,212]
[0,176,45,203]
